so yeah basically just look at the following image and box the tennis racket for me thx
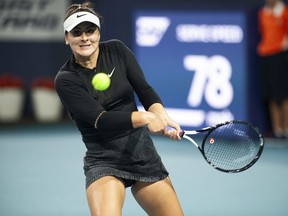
[180,120,264,173]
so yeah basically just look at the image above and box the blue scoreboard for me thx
[134,11,247,129]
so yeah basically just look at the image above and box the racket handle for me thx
[166,126,185,138]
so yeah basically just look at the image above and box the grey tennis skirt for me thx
[85,166,168,188]
[83,127,169,189]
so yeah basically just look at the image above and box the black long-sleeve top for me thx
[55,39,162,142]
[55,40,167,178]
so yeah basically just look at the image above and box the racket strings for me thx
[202,123,263,172]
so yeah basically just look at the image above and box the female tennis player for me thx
[55,2,184,216]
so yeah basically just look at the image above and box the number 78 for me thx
[183,55,233,109]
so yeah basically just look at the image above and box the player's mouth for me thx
[79,44,91,48]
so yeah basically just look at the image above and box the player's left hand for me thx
[163,127,181,140]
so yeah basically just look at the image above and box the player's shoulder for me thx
[55,60,80,83]
[100,39,128,51]
[100,39,125,46]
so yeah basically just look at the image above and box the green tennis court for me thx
[0,123,287,216]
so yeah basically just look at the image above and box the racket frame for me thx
[181,120,265,173]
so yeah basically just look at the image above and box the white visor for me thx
[63,12,100,32]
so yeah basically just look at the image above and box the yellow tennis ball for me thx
[92,73,111,91]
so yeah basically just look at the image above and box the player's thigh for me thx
[86,176,126,216]
[131,177,184,216]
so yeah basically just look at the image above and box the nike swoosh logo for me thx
[108,67,115,78]
[77,14,87,18]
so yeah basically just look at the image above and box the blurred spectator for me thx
[257,0,288,138]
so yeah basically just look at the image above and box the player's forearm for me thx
[148,103,181,132]
[131,111,157,128]
[147,103,167,116]
[96,110,158,131]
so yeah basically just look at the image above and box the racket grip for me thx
[166,126,184,138]
[179,131,185,137]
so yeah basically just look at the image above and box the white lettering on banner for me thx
[137,106,205,127]
[137,106,234,127]
[0,0,68,41]
[184,55,233,109]
[136,16,170,47]
[176,24,243,43]
[206,110,234,126]
[137,54,235,128]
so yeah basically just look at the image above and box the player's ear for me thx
[64,34,69,45]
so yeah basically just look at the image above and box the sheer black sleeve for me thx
[55,70,104,126]
[55,69,133,131]
[117,41,163,110]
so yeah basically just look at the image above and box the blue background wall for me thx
[1,0,286,134]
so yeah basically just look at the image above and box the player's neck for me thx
[75,49,99,69]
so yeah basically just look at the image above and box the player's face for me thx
[65,22,100,60]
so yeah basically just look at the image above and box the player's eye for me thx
[70,30,82,37]
[70,26,97,37]
[85,28,96,36]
